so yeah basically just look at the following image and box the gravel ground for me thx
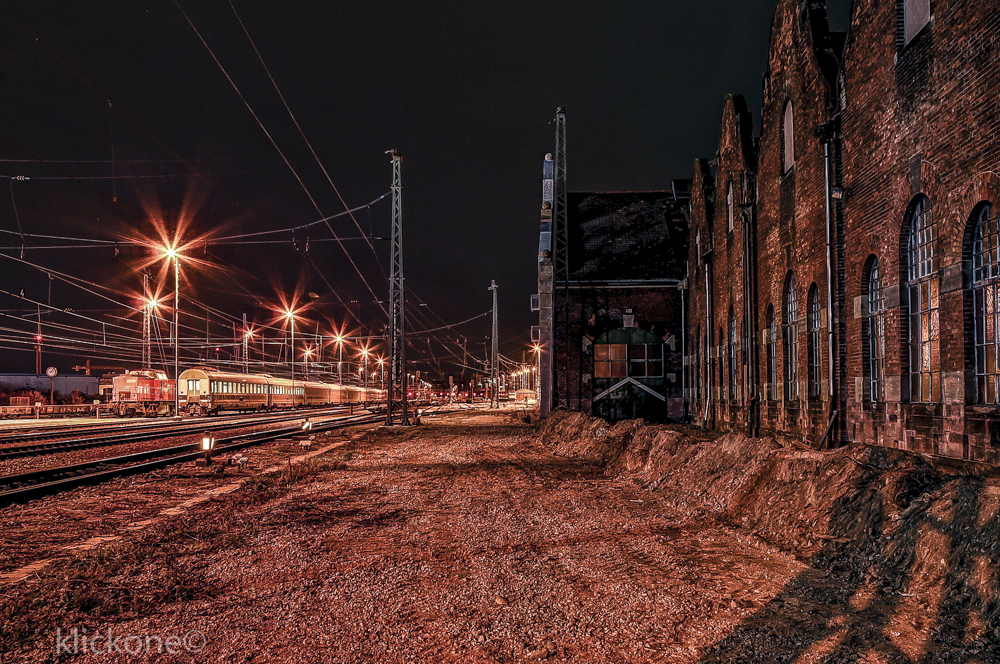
[3,411,822,663]
[4,410,977,663]
[0,417,371,574]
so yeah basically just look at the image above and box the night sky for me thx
[0,0,850,379]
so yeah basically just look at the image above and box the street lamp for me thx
[376,356,385,394]
[532,344,542,396]
[304,347,313,379]
[162,245,181,417]
[360,346,370,395]
[334,333,344,386]
[285,309,296,399]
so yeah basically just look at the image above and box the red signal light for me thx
[34,334,42,342]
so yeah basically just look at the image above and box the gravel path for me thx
[3,411,816,663]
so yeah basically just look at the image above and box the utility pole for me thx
[489,280,499,408]
[386,150,409,425]
[34,304,42,375]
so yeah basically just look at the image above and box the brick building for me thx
[536,156,689,422]
[683,0,1000,463]
[537,0,1000,462]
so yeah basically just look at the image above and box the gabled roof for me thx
[566,190,689,282]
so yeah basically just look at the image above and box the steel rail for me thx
[0,412,379,506]
[0,406,354,459]
[0,405,358,445]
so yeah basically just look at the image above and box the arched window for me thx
[727,181,735,233]
[868,259,885,401]
[973,203,1000,404]
[766,304,777,399]
[782,102,795,172]
[807,285,822,398]
[907,196,939,402]
[729,313,738,402]
[784,275,799,400]
[904,0,930,44]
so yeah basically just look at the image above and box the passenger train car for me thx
[177,366,379,416]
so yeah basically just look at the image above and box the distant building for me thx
[536,165,689,422]
[0,374,100,399]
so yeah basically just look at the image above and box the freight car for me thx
[177,367,380,416]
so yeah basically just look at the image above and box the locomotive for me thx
[110,370,176,417]
[176,366,381,416]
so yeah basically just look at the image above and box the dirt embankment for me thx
[538,411,1000,652]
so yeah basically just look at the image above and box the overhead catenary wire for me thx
[228,0,389,282]
[173,0,388,319]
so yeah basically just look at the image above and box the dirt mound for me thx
[538,411,1000,649]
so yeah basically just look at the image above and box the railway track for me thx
[0,405,363,446]
[0,407,356,460]
[0,412,381,507]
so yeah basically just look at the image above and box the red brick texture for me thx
[684,0,1000,463]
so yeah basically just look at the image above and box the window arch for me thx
[807,284,822,398]
[903,0,930,44]
[867,258,886,402]
[782,102,795,172]
[729,312,738,402]
[784,274,799,400]
[906,196,939,402]
[766,304,777,399]
[973,203,1000,404]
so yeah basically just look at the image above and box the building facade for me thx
[538,0,1000,463]
[536,163,689,422]
[684,0,1000,463]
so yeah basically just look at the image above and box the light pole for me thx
[335,334,344,386]
[377,356,385,393]
[285,310,295,398]
[163,246,181,417]
[361,347,370,394]
[532,344,542,398]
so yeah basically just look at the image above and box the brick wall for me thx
[841,0,1000,463]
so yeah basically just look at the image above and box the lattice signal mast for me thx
[386,150,410,425]
[489,280,499,408]
[552,107,568,405]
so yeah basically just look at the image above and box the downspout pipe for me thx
[681,283,686,420]
[703,262,712,426]
[821,132,837,439]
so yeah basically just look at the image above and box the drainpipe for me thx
[703,262,712,425]
[681,283,686,419]
[822,137,837,438]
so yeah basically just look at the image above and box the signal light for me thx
[34,334,42,343]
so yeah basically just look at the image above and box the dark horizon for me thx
[0,0,851,378]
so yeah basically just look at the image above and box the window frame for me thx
[784,275,799,401]
[907,196,940,403]
[807,285,822,399]
[973,203,1000,404]
[868,258,886,402]
[782,102,795,173]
